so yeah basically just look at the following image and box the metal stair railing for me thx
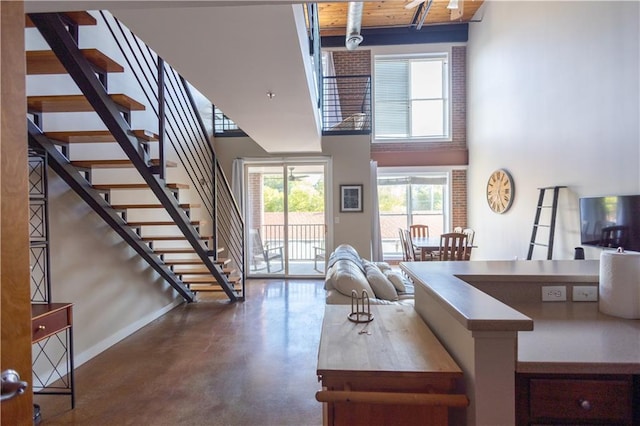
[27,121,195,302]
[29,12,239,301]
[100,11,245,296]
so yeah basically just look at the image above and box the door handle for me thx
[1,369,28,402]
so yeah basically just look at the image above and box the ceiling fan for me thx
[405,0,459,10]
[288,167,308,182]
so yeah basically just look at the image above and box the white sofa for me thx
[324,244,414,305]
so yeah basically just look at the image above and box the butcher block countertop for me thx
[400,260,640,375]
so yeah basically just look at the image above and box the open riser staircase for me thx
[26,11,244,302]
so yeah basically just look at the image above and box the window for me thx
[374,54,449,141]
[377,171,449,258]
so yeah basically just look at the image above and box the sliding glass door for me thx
[245,162,327,277]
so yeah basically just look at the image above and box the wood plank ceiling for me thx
[318,0,484,36]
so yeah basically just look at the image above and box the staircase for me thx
[26,11,244,302]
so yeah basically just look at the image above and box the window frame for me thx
[377,167,452,259]
[373,52,451,143]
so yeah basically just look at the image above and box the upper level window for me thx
[374,54,449,142]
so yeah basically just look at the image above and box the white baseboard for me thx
[73,299,183,368]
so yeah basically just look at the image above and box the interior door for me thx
[245,162,327,277]
[1,1,35,422]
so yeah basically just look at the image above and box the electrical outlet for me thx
[572,286,598,302]
[541,285,567,302]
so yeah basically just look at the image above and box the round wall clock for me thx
[486,169,515,214]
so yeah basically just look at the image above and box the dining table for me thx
[411,235,477,261]
[411,236,442,252]
[410,236,442,260]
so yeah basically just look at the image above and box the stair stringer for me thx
[29,12,238,301]
[28,120,196,302]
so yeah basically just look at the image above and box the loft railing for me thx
[213,106,246,137]
[306,3,323,110]
[99,11,245,290]
[322,75,372,135]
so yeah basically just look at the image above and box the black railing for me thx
[213,106,247,137]
[101,12,215,218]
[322,75,372,135]
[306,3,323,110]
[101,11,245,260]
[261,224,325,260]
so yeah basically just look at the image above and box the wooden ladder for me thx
[527,186,566,260]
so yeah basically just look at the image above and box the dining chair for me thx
[409,224,432,260]
[453,226,463,233]
[398,228,413,261]
[462,228,475,260]
[438,232,470,261]
[409,224,430,238]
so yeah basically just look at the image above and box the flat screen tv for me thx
[579,195,640,252]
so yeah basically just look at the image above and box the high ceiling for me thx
[24,1,483,154]
[318,1,484,36]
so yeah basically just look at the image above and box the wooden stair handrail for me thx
[315,390,469,407]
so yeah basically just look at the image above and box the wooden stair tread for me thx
[110,203,197,209]
[27,49,124,75]
[93,183,189,190]
[189,285,224,292]
[182,276,218,284]
[214,258,231,266]
[44,129,158,143]
[28,94,145,113]
[163,259,205,265]
[71,159,176,169]
[26,12,96,27]
[141,236,208,241]
[174,267,235,275]
[154,248,197,254]
[126,220,199,226]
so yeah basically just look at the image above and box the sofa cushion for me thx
[374,261,392,272]
[327,244,365,273]
[384,270,408,293]
[329,259,373,298]
[364,261,398,301]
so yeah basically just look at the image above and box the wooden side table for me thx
[316,305,467,426]
[31,303,75,408]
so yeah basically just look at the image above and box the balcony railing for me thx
[322,75,372,135]
[260,224,325,260]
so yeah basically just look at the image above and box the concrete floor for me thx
[35,279,326,426]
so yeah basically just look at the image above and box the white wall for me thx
[215,134,373,257]
[467,1,640,260]
[26,12,207,370]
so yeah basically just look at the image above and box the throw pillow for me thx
[384,270,407,293]
[374,261,392,272]
[364,262,398,301]
[331,259,374,298]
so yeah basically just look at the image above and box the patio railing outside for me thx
[260,224,325,260]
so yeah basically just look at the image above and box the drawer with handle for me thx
[529,377,632,422]
[31,303,72,343]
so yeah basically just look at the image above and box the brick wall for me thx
[331,50,371,75]
[332,46,469,231]
[451,169,467,229]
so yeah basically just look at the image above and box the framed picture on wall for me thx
[340,184,363,212]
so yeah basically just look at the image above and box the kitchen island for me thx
[400,260,640,426]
